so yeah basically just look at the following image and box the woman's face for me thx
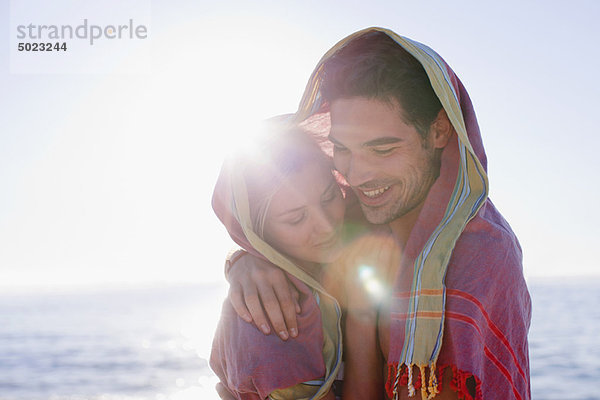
[263,162,345,267]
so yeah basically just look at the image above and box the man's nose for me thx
[339,153,376,187]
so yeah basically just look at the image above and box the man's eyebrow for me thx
[327,134,343,146]
[363,137,403,147]
[328,134,403,148]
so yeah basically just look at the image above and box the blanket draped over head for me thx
[294,28,531,400]
[211,133,343,399]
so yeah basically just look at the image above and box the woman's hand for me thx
[228,253,301,340]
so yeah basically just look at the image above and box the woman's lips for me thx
[315,235,339,248]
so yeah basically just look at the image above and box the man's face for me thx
[329,97,440,225]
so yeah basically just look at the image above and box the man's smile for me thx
[354,183,395,207]
[361,186,391,198]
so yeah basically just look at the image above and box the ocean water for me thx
[0,279,598,400]
[0,284,227,400]
[528,279,600,400]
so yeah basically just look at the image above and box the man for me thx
[219,28,531,399]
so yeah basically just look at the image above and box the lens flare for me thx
[357,265,386,302]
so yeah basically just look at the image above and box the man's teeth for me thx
[362,186,390,198]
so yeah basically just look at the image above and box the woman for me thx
[210,123,358,400]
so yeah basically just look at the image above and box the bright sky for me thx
[1,0,599,290]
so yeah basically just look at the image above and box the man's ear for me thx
[430,108,453,149]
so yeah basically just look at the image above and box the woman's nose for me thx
[312,208,335,235]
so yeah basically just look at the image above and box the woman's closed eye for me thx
[321,188,337,203]
[372,146,398,155]
[286,211,306,225]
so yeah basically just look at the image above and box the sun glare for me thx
[358,265,387,302]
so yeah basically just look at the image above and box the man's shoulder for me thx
[448,199,525,291]
[445,200,530,321]
[458,199,522,259]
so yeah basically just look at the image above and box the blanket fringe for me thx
[407,363,415,397]
[449,365,482,400]
[386,363,481,400]
[388,363,440,399]
[392,359,403,400]
[427,361,439,399]
[419,365,427,399]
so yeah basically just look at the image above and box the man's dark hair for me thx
[321,31,442,137]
